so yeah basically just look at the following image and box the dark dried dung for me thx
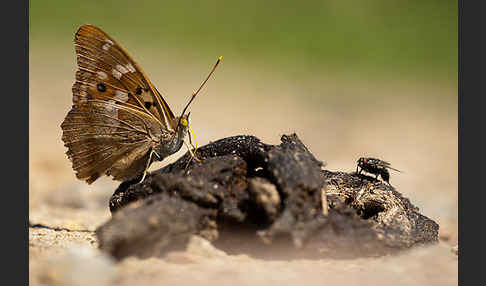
[96,133,439,260]
[97,193,216,260]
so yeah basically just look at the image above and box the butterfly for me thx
[61,24,221,184]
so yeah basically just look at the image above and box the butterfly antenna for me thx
[177,56,222,129]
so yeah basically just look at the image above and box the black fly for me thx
[356,157,401,184]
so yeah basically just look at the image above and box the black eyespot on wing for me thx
[97,83,106,92]
[135,87,142,95]
[144,102,152,109]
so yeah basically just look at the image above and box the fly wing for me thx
[377,160,402,172]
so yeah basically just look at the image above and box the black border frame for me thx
[459,0,485,285]
[5,0,28,285]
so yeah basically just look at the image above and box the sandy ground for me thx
[29,52,457,285]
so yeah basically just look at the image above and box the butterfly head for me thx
[172,112,199,154]
[181,112,191,128]
[172,113,191,136]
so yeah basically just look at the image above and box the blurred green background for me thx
[30,0,457,85]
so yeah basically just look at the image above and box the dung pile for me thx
[96,134,439,260]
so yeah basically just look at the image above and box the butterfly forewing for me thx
[62,24,176,184]
[73,24,175,128]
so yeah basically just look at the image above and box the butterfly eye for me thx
[181,118,188,127]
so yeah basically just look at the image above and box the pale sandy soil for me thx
[29,51,457,286]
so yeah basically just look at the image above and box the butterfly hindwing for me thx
[61,100,165,183]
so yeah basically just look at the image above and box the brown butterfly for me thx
[61,24,221,184]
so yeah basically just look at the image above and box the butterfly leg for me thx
[139,150,156,183]
[189,141,198,155]
[183,140,201,170]
[188,143,201,164]
[187,125,201,163]
[185,137,201,162]
[139,168,148,184]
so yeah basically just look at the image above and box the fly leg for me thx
[380,169,391,185]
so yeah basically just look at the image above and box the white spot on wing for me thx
[116,64,129,74]
[102,39,114,51]
[97,71,107,80]
[126,63,136,73]
[114,90,129,102]
[112,69,122,80]
[78,92,88,104]
[75,90,89,104]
